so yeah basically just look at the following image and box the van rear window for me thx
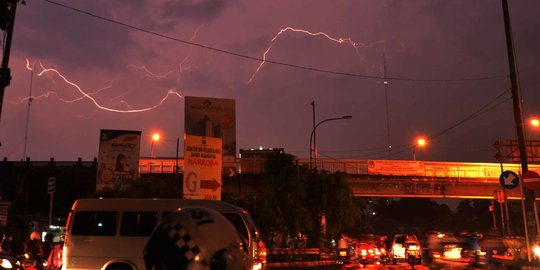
[72,211,117,236]
[120,212,158,236]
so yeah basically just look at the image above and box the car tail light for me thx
[361,249,367,256]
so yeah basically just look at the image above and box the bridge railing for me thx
[138,157,540,181]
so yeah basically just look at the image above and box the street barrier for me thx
[266,248,321,263]
[265,248,337,268]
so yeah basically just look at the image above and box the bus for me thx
[62,198,266,270]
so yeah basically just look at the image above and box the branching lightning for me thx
[248,27,385,83]
[126,24,204,81]
[22,60,184,113]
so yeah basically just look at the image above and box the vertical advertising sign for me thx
[96,129,141,191]
[185,96,236,164]
[183,135,222,200]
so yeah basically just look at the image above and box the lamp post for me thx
[150,133,160,158]
[413,137,427,161]
[309,115,352,170]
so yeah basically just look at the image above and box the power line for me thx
[42,0,508,83]
[371,89,512,160]
[314,89,511,160]
[428,89,511,141]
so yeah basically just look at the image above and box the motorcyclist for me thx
[377,235,389,263]
[24,232,44,269]
[42,233,54,260]
[0,234,13,254]
[143,206,252,270]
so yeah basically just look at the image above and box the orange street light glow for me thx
[531,117,540,128]
[152,133,161,142]
[416,137,427,147]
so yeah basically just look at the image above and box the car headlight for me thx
[1,258,13,269]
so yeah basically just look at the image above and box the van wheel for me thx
[107,263,133,270]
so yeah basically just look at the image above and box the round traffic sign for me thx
[500,170,519,189]
[522,170,540,190]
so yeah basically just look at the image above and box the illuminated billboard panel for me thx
[96,129,141,191]
[184,96,236,164]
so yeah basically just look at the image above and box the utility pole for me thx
[501,0,536,259]
[310,101,316,169]
[0,0,20,122]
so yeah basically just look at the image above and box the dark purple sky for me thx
[1,0,539,162]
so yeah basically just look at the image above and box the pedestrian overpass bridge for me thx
[139,157,540,200]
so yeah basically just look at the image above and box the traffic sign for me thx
[183,135,222,200]
[494,189,505,203]
[522,170,540,190]
[47,177,56,193]
[500,170,519,189]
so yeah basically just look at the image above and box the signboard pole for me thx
[502,0,537,256]
[490,201,498,234]
[47,177,55,228]
[519,173,531,262]
[535,201,540,236]
[49,192,53,228]
[503,189,511,236]
[499,193,506,236]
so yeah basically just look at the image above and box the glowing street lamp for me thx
[530,117,540,129]
[150,132,160,158]
[413,136,428,161]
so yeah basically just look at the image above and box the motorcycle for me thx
[405,243,422,268]
[19,253,47,270]
[0,252,20,270]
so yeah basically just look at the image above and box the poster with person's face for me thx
[185,96,236,163]
[96,129,141,191]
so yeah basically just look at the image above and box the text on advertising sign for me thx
[183,135,222,200]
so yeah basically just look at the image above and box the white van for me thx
[62,198,266,270]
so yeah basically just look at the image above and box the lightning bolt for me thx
[248,27,385,83]
[126,65,176,80]
[127,24,205,82]
[23,60,184,113]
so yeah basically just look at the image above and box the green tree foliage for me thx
[320,171,361,240]
[254,152,311,246]
[308,171,361,245]
[252,152,361,247]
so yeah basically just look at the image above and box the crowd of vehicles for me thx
[333,230,535,268]
[62,198,266,270]
[335,234,390,266]
[4,196,540,270]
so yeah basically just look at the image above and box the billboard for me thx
[96,129,141,191]
[494,140,540,164]
[183,135,222,200]
[185,96,235,163]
